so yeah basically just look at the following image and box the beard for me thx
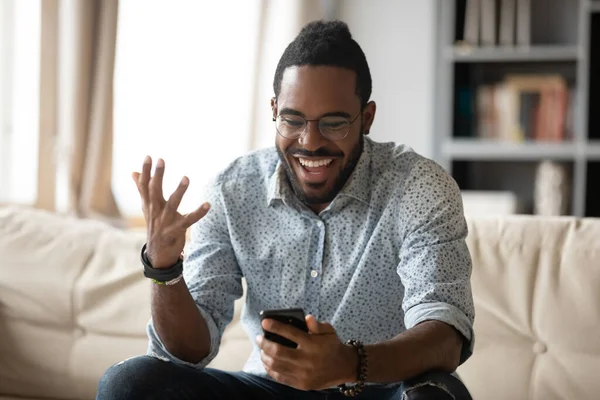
[276,134,364,206]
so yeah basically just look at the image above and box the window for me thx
[112,0,262,217]
[0,0,41,204]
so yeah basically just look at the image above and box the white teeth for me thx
[298,158,333,168]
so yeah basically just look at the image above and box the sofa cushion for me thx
[0,205,251,400]
[458,215,600,400]
[0,206,148,400]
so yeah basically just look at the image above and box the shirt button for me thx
[310,270,318,278]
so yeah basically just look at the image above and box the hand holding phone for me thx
[259,308,308,348]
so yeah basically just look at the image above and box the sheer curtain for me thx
[113,0,261,217]
[112,0,331,218]
[0,0,41,205]
[34,0,120,219]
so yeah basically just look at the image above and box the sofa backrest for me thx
[458,215,600,400]
[2,206,599,400]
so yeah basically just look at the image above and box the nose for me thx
[298,121,328,151]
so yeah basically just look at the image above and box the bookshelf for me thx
[434,0,600,217]
[446,45,580,62]
[443,139,579,160]
[587,141,600,158]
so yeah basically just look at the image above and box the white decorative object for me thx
[461,190,521,216]
[534,160,570,216]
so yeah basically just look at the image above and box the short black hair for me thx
[273,20,372,108]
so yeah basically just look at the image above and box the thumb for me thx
[306,315,335,335]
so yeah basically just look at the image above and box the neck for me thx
[308,202,329,214]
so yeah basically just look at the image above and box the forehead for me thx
[278,66,360,115]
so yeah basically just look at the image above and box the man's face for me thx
[273,66,375,210]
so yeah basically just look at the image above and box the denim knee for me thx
[403,384,454,400]
[401,370,472,400]
[96,356,161,400]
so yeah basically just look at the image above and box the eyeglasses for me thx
[273,112,361,141]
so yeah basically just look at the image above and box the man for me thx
[97,20,474,400]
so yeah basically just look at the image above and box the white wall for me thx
[335,0,437,158]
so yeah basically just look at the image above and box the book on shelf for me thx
[499,0,517,46]
[459,0,530,47]
[463,0,480,46]
[456,74,574,142]
[516,0,531,46]
[481,0,497,46]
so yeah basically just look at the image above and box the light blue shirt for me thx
[146,136,475,385]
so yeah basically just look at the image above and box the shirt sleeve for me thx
[146,182,243,368]
[397,158,475,365]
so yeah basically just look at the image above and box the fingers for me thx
[149,158,165,202]
[306,315,320,334]
[306,315,336,335]
[260,347,297,376]
[131,171,141,188]
[181,202,211,228]
[167,176,189,211]
[134,155,152,201]
[258,340,310,391]
[256,335,296,364]
[261,319,309,348]
[133,156,209,228]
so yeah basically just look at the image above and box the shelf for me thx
[443,139,578,160]
[586,141,600,159]
[447,44,580,62]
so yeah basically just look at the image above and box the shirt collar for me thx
[267,162,289,206]
[267,137,373,207]
[336,136,372,205]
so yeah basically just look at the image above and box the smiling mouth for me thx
[298,157,333,169]
[292,156,336,182]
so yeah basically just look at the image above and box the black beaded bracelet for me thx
[338,339,368,397]
[140,243,183,282]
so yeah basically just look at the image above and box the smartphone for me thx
[259,308,308,349]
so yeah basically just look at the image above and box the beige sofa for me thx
[0,205,599,400]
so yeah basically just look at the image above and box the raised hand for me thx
[132,155,210,269]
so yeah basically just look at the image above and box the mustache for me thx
[286,148,343,158]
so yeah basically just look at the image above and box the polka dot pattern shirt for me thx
[146,136,475,384]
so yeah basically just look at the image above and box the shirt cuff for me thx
[146,304,222,369]
[404,301,475,364]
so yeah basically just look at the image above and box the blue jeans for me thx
[96,355,472,400]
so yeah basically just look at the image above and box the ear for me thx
[271,97,277,121]
[361,101,376,135]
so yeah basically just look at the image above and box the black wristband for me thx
[338,339,368,397]
[140,243,183,282]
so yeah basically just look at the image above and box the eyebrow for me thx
[278,108,352,119]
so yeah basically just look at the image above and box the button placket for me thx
[312,220,326,318]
